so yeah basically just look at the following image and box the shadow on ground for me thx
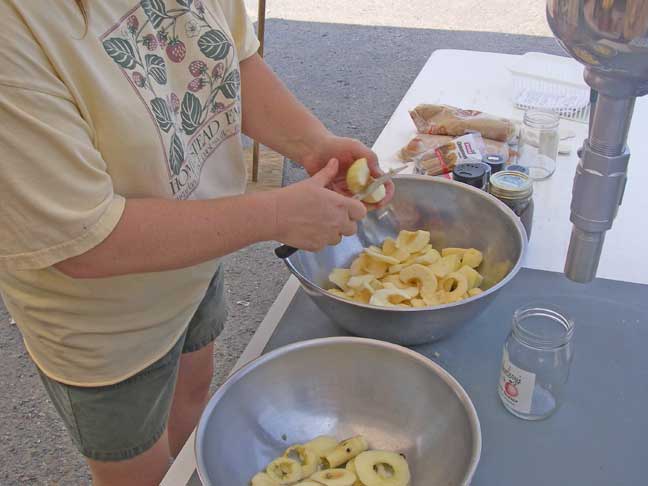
[0,19,564,485]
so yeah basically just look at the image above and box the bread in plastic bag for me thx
[413,133,486,176]
[400,133,511,163]
[409,104,517,142]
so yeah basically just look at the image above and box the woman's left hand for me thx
[300,134,395,208]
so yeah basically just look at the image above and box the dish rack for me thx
[509,52,590,124]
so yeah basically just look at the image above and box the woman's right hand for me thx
[271,159,367,252]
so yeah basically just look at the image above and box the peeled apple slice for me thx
[382,238,397,256]
[396,230,431,253]
[355,451,411,486]
[310,469,358,486]
[325,436,369,468]
[251,472,281,486]
[365,248,400,265]
[413,248,441,265]
[284,445,318,477]
[382,282,418,299]
[381,275,410,289]
[457,265,483,290]
[346,158,371,194]
[305,435,339,459]
[329,268,352,291]
[294,481,323,486]
[461,248,484,268]
[266,457,303,485]
[428,254,461,278]
[369,287,413,306]
[441,247,467,257]
[347,274,375,288]
[391,247,411,263]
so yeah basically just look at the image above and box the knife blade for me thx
[352,164,407,200]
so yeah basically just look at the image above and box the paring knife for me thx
[274,165,408,259]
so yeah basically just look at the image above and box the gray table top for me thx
[263,268,648,485]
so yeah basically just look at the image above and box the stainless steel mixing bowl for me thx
[196,337,481,485]
[284,175,527,345]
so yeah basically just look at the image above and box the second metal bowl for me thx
[196,337,481,485]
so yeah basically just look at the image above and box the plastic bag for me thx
[409,104,517,142]
[401,133,510,163]
[414,133,486,176]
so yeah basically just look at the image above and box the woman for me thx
[0,1,393,484]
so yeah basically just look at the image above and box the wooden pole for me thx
[251,0,266,182]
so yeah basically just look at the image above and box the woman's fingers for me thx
[340,220,357,237]
[344,197,367,221]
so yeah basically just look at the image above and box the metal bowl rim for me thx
[195,336,482,486]
[284,174,528,312]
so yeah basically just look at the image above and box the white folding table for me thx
[162,49,648,486]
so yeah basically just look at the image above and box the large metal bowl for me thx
[285,175,527,345]
[196,337,481,485]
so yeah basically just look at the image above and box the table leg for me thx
[251,0,267,183]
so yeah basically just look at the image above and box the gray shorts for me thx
[37,268,227,462]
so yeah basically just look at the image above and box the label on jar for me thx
[498,348,535,414]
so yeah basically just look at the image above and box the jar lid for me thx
[490,170,533,200]
[482,154,505,174]
[507,164,530,175]
[452,163,488,189]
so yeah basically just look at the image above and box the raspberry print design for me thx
[166,38,187,63]
[101,0,243,199]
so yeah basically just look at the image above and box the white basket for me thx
[509,52,590,123]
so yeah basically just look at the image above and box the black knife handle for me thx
[274,245,299,259]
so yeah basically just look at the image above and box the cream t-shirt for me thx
[0,0,260,386]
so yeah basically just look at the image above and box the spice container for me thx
[481,154,506,191]
[517,110,560,180]
[498,304,575,420]
[489,170,534,238]
[452,163,489,191]
[482,154,506,175]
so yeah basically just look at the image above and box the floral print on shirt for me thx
[101,0,242,199]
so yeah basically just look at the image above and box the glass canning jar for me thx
[498,304,575,420]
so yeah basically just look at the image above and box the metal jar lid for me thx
[453,162,488,189]
[506,164,530,175]
[482,154,506,174]
[489,170,533,200]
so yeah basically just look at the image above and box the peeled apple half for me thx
[346,158,386,204]
[363,184,386,204]
[346,158,371,193]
